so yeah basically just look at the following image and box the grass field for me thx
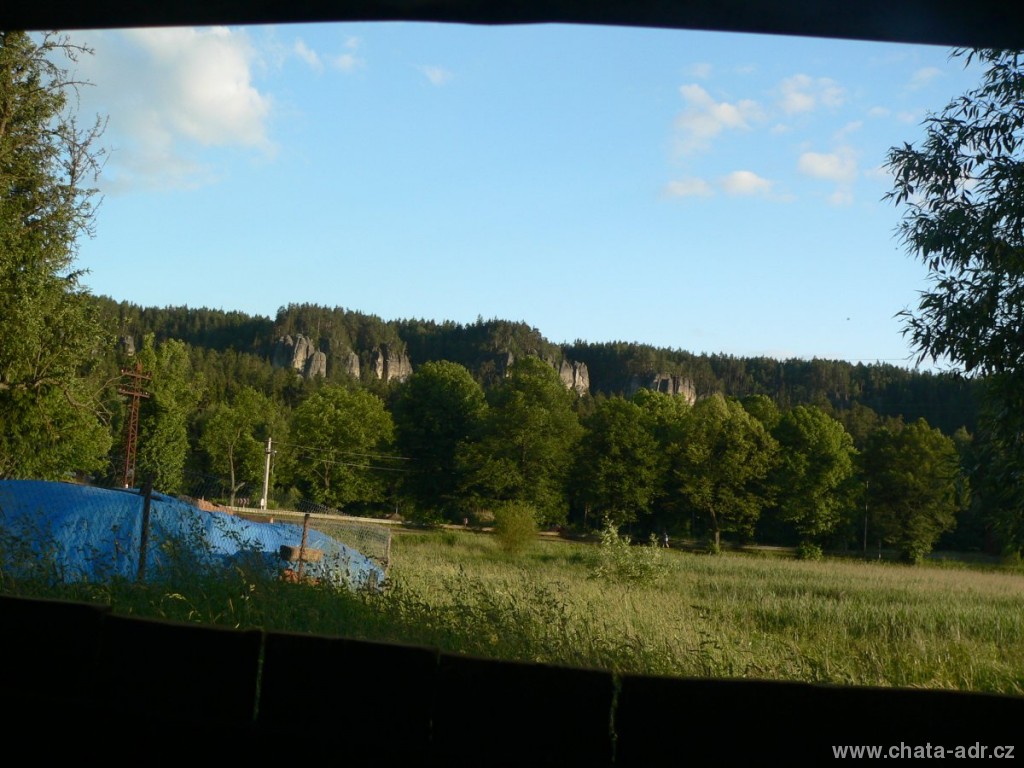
[365,529,1024,695]
[5,523,1023,696]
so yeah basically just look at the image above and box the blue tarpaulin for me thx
[0,479,384,589]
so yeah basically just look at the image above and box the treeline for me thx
[91,298,981,434]
[28,319,991,562]
[49,297,994,563]
[566,341,980,437]
[0,297,1006,561]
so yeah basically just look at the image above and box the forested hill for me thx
[92,297,980,436]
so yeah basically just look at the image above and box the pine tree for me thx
[0,32,111,478]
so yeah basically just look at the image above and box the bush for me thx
[405,504,446,528]
[797,542,824,561]
[492,502,538,555]
[591,521,667,586]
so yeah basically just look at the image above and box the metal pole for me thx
[261,436,272,510]
[118,362,152,489]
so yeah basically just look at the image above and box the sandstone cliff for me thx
[272,334,328,379]
[370,344,413,383]
[627,373,697,405]
[556,358,590,396]
[271,335,416,383]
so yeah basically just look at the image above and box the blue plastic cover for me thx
[0,479,385,590]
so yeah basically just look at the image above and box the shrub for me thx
[797,542,824,561]
[492,502,538,555]
[591,521,667,586]
[406,504,445,528]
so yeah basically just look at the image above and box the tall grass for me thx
[3,523,1022,695]
[379,530,1024,694]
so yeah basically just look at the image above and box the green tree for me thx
[772,405,857,550]
[675,393,778,549]
[885,48,1024,554]
[862,418,964,563]
[200,386,283,506]
[0,32,111,478]
[632,388,691,441]
[836,402,883,451]
[134,335,203,492]
[631,388,691,530]
[458,356,583,526]
[571,396,661,528]
[392,360,487,520]
[290,385,394,511]
[939,426,986,552]
[741,394,782,432]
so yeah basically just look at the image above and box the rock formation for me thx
[628,373,697,405]
[305,350,328,378]
[370,344,413,383]
[339,350,360,379]
[118,335,136,357]
[492,352,591,396]
[272,334,327,379]
[557,359,590,396]
[272,334,408,381]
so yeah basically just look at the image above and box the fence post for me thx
[137,478,154,583]
[298,513,310,580]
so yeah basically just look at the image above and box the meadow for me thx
[4,524,1023,697]
[374,530,1024,695]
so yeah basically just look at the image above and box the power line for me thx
[272,440,415,462]
[298,455,413,473]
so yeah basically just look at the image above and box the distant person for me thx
[661,530,670,548]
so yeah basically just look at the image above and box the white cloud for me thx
[798,147,859,205]
[797,149,857,183]
[333,37,365,73]
[665,171,794,202]
[665,177,714,198]
[909,66,941,90]
[868,106,890,118]
[864,164,891,181]
[294,39,323,72]
[835,121,862,141]
[419,65,453,86]
[778,74,845,114]
[829,188,854,206]
[720,170,774,197]
[132,27,269,147]
[688,62,713,79]
[72,27,273,192]
[673,83,763,154]
[781,87,814,114]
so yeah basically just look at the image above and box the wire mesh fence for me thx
[230,509,394,575]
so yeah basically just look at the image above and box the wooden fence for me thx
[1,593,1019,764]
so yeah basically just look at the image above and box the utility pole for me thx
[118,362,152,489]
[260,436,274,510]
[863,480,869,557]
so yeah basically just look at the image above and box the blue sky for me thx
[66,22,982,369]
